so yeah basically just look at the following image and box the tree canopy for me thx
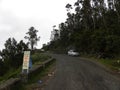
[45,0,120,58]
[25,27,40,50]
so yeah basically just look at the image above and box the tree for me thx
[3,38,18,67]
[0,60,7,76]
[17,40,28,53]
[114,0,120,23]
[0,38,28,68]
[46,0,120,58]
[25,27,40,50]
[59,23,70,47]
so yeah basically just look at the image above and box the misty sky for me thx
[0,0,75,50]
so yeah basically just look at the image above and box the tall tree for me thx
[25,27,40,50]
[59,23,70,47]
[47,0,120,58]
[0,38,28,68]
[114,0,120,23]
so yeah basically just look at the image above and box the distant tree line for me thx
[43,0,120,58]
[0,26,40,76]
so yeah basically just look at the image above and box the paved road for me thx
[44,54,120,90]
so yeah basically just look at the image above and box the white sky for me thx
[0,0,75,50]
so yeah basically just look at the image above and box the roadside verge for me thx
[0,58,56,90]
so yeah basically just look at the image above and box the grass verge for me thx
[97,58,120,71]
[0,67,21,84]
[0,53,51,84]
[82,55,120,72]
[16,60,56,90]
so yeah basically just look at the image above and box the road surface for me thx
[44,54,120,90]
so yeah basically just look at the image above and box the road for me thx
[44,54,120,90]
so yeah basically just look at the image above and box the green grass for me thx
[18,61,56,90]
[32,53,51,65]
[0,52,51,84]
[0,52,54,90]
[82,55,120,72]
[28,61,55,84]
[0,67,21,84]
[98,58,120,71]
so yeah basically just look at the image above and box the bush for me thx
[0,60,8,76]
[31,53,51,64]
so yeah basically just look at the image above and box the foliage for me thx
[31,53,51,65]
[24,27,40,50]
[95,58,120,71]
[46,0,120,58]
[0,67,21,83]
[0,26,41,80]
[0,60,7,76]
[0,38,28,76]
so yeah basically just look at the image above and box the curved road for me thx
[44,54,120,90]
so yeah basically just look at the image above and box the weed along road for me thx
[44,54,120,90]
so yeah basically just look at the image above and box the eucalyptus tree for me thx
[1,38,29,68]
[59,22,70,47]
[48,0,120,58]
[2,38,18,67]
[114,0,120,23]
[65,4,74,33]
[17,40,28,53]
[25,27,40,50]
[107,0,114,10]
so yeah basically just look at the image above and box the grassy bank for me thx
[0,53,51,84]
[32,53,51,65]
[97,58,120,72]
[82,54,120,72]
[15,59,56,90]
[0,67,21,85]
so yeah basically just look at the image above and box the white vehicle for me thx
[68,50,79,56]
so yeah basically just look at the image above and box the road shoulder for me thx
[79,57,120,78]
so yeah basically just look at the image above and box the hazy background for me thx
[0,0,74,50]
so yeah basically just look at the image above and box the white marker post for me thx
[22,51,30,82]
[22,51,30,73]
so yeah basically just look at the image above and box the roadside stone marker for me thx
[22,51,31,82]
